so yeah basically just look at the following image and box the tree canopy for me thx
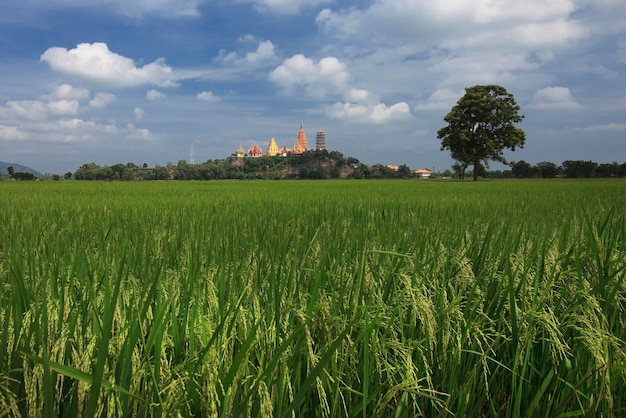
[437,85,526,181]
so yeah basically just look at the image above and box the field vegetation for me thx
[1,179,625,417]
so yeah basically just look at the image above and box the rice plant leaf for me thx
[282,326,349,417]
[219,320,261,411]
[462,349,519,377]
[366,249,412,259]
[87,256,126,418]
[239,324,305,412]
[196,288,247,366]
[39,296,54,418]
[527,367,554,415]
[21,352,141,400]
[556,410,586,418]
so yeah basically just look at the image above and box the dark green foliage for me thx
[511,160,535,178]
[2,165,36,180]
[397,164,413,178]
[535,161,560,178]
[364,164,398,179]
[562,160,598,178]
[10,172,35,181]
[595,162,621,178]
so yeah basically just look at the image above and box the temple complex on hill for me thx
[236,124,319,158]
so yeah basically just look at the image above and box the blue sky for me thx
[0,0,624,174]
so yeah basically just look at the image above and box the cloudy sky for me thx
[0,0,624,174]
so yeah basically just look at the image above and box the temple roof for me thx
[248,145,263,156]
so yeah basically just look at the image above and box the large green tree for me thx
[438,85,526,181]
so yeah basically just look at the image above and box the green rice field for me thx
[1,179,625,417]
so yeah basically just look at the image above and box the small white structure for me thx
[414,168,433,179]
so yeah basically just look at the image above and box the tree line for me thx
[511,160,626,179]
[445,160,626,179]
[3,156,625,182]
[66,158,626,181]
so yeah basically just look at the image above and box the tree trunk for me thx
[473,161,479,181]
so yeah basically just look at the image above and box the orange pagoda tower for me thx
[293,124,308,154]
[267,136,280,156]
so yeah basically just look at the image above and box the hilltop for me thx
[73,150,369,180]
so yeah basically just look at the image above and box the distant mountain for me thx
[0,161,43,177]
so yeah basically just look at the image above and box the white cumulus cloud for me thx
[2,99,79,120]
[245,41,276,64]
[40,42,176,88]
[134,107,145,120]
[414,88,464,111]
[577,122,626,132]
[0,116,134,144]
[126,123,151,140]
[216,40,277,67]
[47,99,80,116]
[344,88,370,103]
[270,54,349,96]
[147,90,167,101]
[530,86,581,109]
[317,0,583,45]
[0,124,27,141]
[89,92,116,109]
[0,82,154,145]
[315,0,589,94]
[113,0,202,17]
[196,91,220,102]
[513,19,587,46]
[327,101,410,124]
[270,53,411,125]
[40,84,90,101]
[244,0,332,15]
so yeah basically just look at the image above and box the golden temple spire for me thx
[267,136,280,156]
[293,123,308,154]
